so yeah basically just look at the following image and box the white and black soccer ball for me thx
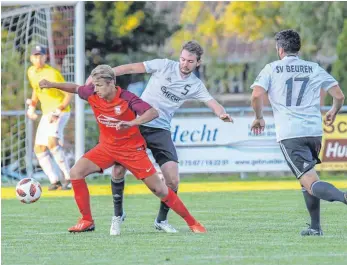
[15,178,42,204]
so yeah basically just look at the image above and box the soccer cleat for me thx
[300,224,323,236]
[110,212,126,236]
[189,221,207,233]
[68,218,95,233]
[61,180,71,190]
[48,181,62,191]
[154,219,178,233]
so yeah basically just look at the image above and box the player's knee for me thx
[165,175,179,190]
[148,182,167,198]
[153,186,167,198]
[69,166,84,180]
[112,166,126,180]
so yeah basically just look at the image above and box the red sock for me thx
[161,188,196,226]
[71,179,93,222]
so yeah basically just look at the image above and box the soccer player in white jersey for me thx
[250,29,346,236]
[86,41,233,235]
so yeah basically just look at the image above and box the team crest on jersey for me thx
[114,106,121,115]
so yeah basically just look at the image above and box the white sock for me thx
[36,151,60,184]
[50,146,70,180]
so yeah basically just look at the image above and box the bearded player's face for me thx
[179,49,201,76]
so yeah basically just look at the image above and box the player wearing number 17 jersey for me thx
[250,29,346,236]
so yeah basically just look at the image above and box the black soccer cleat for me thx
[48,181,62,191]
[300,224,323,236]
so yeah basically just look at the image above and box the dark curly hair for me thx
[182,41,204,61]
[275,29,301,54]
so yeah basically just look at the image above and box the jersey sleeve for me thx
[143,59,168,74]
[191,83,213,102]
[77,84,94,101]
[120,90,152,115]
[316,66,338,91]
[250,64,272,91]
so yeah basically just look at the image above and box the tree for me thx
[327,19,347,105]
[85,2,179,88]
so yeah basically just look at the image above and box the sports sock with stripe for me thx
[71,179,93,221]
[111,178,125,217]
[161,188,196,226]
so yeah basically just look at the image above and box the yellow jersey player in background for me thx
[26,45,72,190]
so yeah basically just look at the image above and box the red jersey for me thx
[78,84,152,149]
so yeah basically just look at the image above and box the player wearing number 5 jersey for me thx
[250,29,346,236]
[85,41,234,235]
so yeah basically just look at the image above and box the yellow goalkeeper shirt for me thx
[27,64,71,114]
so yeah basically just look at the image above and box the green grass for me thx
[2,189,347,265]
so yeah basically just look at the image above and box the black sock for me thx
[302,187,320,230]
[157,187,178,222]
[111,178,125,217]
[311,181,347,204]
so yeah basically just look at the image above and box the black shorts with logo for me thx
[279,136,322,179]
[139,125,178,166]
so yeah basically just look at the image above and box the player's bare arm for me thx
[39,79,80,94]
[324,85,345,126]
[251,85,266,135]
[26,90,39,120]
[204,99,233,123]
[113,63,146,76]
[85,63,146,85]
[116,108,159,130]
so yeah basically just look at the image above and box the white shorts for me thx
[35,112,70,146]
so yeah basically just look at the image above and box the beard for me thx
[180,67,193,75]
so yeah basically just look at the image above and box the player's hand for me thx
[26,99,38,120]
[48,109,62,123]
[115,121,135,130]
[39,79,53,89]
[251,118,265,135]
[219,113,234,123]
[26,107,38,120]
[324,109,337,126]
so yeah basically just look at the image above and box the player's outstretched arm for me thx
[113,63,146,76]
[115,108,159,130]
[39,79,80,94]
[85,63,146,85]
[324,85,345,126]
[205,99,233,122]
[251,86,267,135]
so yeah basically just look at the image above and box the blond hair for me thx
[91,65,115,82]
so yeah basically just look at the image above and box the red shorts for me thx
[83,143,156,179]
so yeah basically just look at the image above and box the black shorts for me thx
[279,136,322,179]
[139,125,178,167]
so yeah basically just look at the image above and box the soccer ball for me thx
[15,178,42,204]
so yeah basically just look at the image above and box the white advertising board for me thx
[170,116,290,173]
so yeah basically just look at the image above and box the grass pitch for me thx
[2,178,347,265]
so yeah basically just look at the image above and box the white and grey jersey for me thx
[141,59,213,130]
[251,55,338,142]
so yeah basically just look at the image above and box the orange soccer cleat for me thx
[68,218,95,233]
[189,221,207,233]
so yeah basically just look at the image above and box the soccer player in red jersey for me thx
[39,65,206,234]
